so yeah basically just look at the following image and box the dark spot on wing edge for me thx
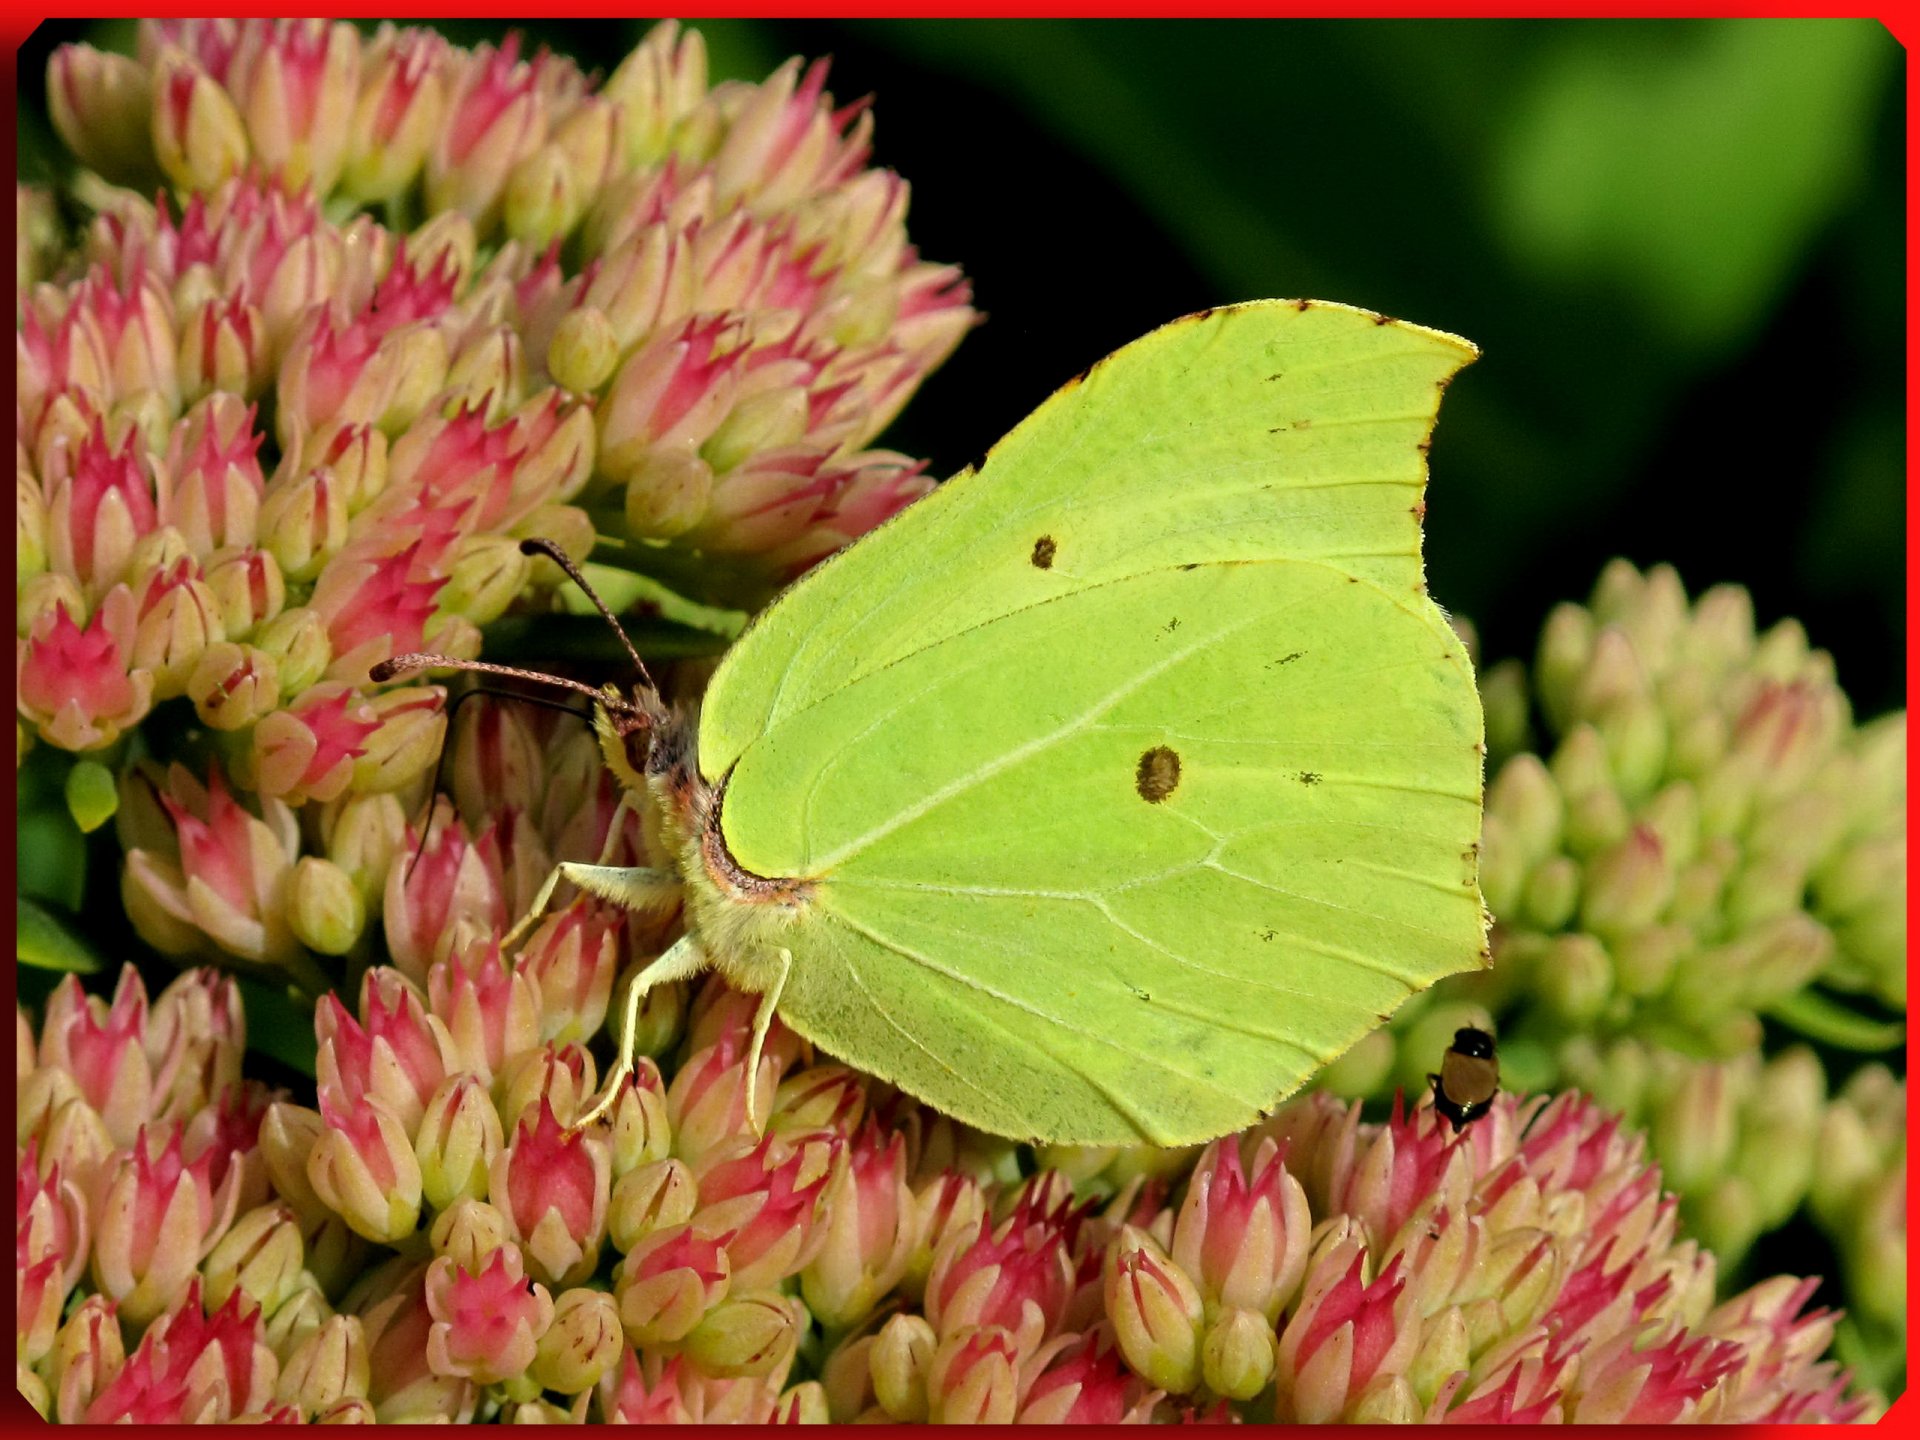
[1136,746,1181,803]
[1031,536,1055,569]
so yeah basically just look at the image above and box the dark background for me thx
[18,17,1906,713]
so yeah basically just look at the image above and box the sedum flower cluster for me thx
[1321,563,1906,1340]
[14,698,1881,1422]
[19,15,974,841]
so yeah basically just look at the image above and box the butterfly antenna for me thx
[402,684,597,883]
[370,653,637,711]
[517,538,657,693]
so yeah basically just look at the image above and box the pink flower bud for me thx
[427,38,550,232]
[491,1098,612,1287]
[614,1223,731,1346]
[18,1141,91,1306]
[602,21,708,167]
[496,1040,598,1133]
[924,1323,1020,1425]
[124,764,299,965]
[1274,1242,1417,1423]
[315,968,450,1136]
[711,56,869,212]
[18,1253,67,1370]
[37,967,154,1146]
[424,1244,553,1386]
[44,419,159,597]
[91,1123,244,1327]
[902,1169,988,1302]
[200,549,283,640]
[598,314,747,487]
[666,1024,782,1165]
[231,21,361,195]
[151,46,251,193]
[148,964,247,1116]
[1569,1327,1740,1423]
[926,1204,1077,1357]
[1173,1135,1312,1325]
[427,940,542,1081]
[1019,1328,1153,1423]
[597,1348,695,1424]
[159,394,265,553]
[49,1293,125,1423]
[801,1118,915,1327]
[340,28,447,205]
[307,1090,423,1244]
[517,902,620,1044]
[251,682,380,804]
[350,683,447,792]
[78,262,181,414]
[178,293,271,402]
[359,1263,478,1422]
[695,1132,838,1292]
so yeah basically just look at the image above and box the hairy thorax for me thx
[642,710,814,994]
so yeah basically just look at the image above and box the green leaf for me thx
[236,976,318,1077]
[18,898,104,974]
[64,758,119,833]
[1766,988,1905,1052]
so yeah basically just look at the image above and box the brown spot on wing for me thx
[1030,536,1056,569]
[1135,746,1181,803]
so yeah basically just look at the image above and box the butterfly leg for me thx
[742,948,793,1135]
[502,861,679,951]
[569,930,710,1131]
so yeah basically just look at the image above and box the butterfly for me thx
[375,299,1489,1147]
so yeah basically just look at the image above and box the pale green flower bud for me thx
[1580,825,1674,939]
[276,1314,370,1414]
[48,45,158,186]
[415,1074,504,1211]
[429,1198,512,1274]
[682,1289,802,1379]
[254,606,332,697]
[263,1278,333,1365]
[287,856,366,955]
[1652,1059,1743,1196]
[530,1287,623,1396]
[1201,1305,1277,1401]
[548,306,619,394]
[324,792,407,906]
[204,1202,307,1315]
[871,1311,937,1422]
[609,1157,696,1255]
[625,450,713,540]
[439,533,531,627]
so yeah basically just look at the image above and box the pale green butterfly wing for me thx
[700,300,1471,779]
[700,301,1485,1144]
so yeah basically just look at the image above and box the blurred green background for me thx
[17,17,1906,716]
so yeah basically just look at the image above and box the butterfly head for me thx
[593,683,675,795]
